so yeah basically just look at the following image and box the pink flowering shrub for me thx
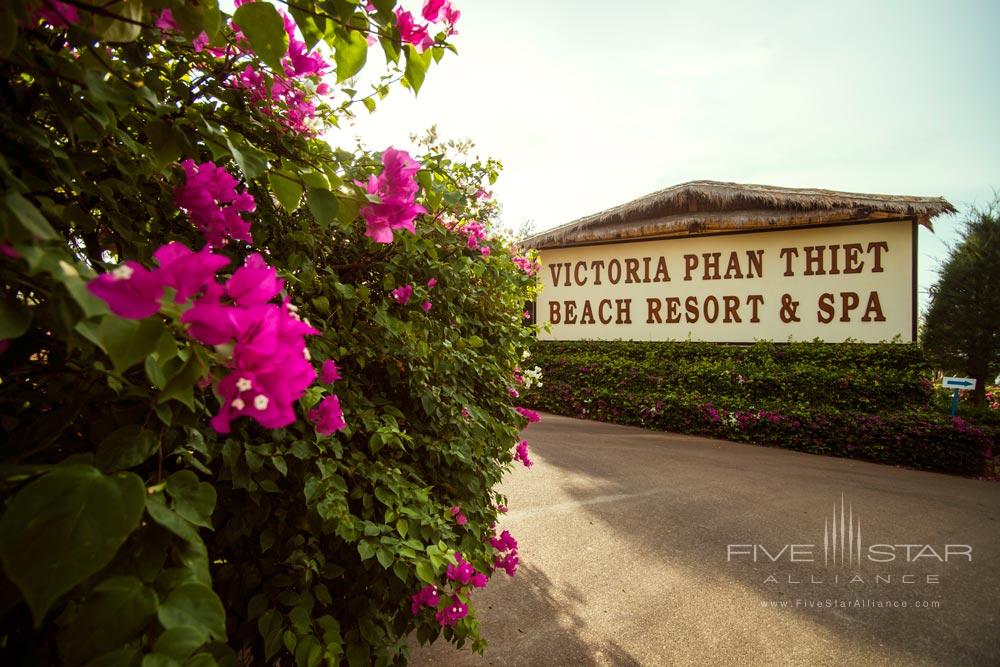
[0,1,539,664]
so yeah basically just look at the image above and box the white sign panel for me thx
[536,220,914,343]
[942,377,976,390]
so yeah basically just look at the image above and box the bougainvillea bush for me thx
[0,1,540,664]
[524,341,995,476]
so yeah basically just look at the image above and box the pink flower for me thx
[449,505,468,526]
[422,0,447,21]
[443,3,461,26]
[497,504,508,514]
[434,596,468,627]
[192,32,211,52]
[515,406,540,423]
[495,551,519,577]
[321,359,342,384]
[154,242,230,303]
[446,552,475,584]
[490,529,518,552]
[359,148,425,244]
[513,255,539,276]
[410,584,440,614]
[0,243,21,259]
[513,440,533,468]
[392,284,413,305]
[226,253,284,306]
[471,572,488,588]
[508,388,519,398]
[174,160,256,246]
[523,310,531,319]
[427,277,437,288]
[155,8,178,32]
[480,246,491,257]
[34,1,78,27]
[421,300,432,313]
[87,261,163,319]
[460,407,470,419]
[395,9,433,51]
[309,395,347,435]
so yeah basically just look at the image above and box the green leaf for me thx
[146,121,184,172]
[289,7,325,50]
[93,0,144,43]
[157,351,204,410]
[98,315,165,373]
[258,609,283,661]
[333,30,368,82]
[268,172,303,212]
[0,466,145,625]
[395,518,407,538]
[0,298,31,339]
[142,654,181,667]
[157,583,226,642]
[165,471,217,529]
[85,648,141,667]
[415,561,435,584]
[145,493,199,543]
[154,626,207,662]
[233,2,288,74]
[306,187,339,227]
[5,190,58,240]
[403,45,432,95]
[59,576,158,666]
[357,541,374,561]
[96,425,160,473]
[375,548,392,569]
[225,134,269,180]
[0,5,16,59]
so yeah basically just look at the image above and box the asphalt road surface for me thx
[411,412,1000,666]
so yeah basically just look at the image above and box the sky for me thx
[342,0,1000,314]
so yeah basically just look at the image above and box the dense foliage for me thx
[0,1,541,665]
[923,197,1000,406]
[523,341,996,476]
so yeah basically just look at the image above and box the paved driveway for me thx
[411,412,1000,666]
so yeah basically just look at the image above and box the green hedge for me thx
[523,341,995,476]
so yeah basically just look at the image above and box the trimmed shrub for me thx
[524,341,994,476]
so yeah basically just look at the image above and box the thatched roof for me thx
[523,180,956,249]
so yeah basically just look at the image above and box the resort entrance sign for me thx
[524,181,955,343]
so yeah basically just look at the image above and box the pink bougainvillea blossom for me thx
[421,300,432,313]
[421,0,447,21]
[34,0,79,27]
[410,584,440,615]
[479,246,491,257]
[460,407,470,419]
[87,261,163,319]
[192,32,211,52]
[508,388,519,398]
[435,596,468,627]
[513,440,533,468]
[446,552,476,584]
[395,8,433,51]
[358,148,425,243]
[0,243,21,259]
[321,359,342,384]
[226,253,284,306]
[495,550,519,577]
[513,255,539,276]
[449,505,468,526]
[515,406,540,423]
[471,572,488,588]
[497,504,508,514]
[490,529,518,552]
[308,394,347,435]
[174,160,256,246]
[155,8,178,32]
[392,284,414,305]
[427,277,437,288]
[154,242,230,303]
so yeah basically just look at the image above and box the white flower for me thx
[254,394,269,411]
[112,265,134,280]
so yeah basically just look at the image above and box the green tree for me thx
[923,197,1000,405]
